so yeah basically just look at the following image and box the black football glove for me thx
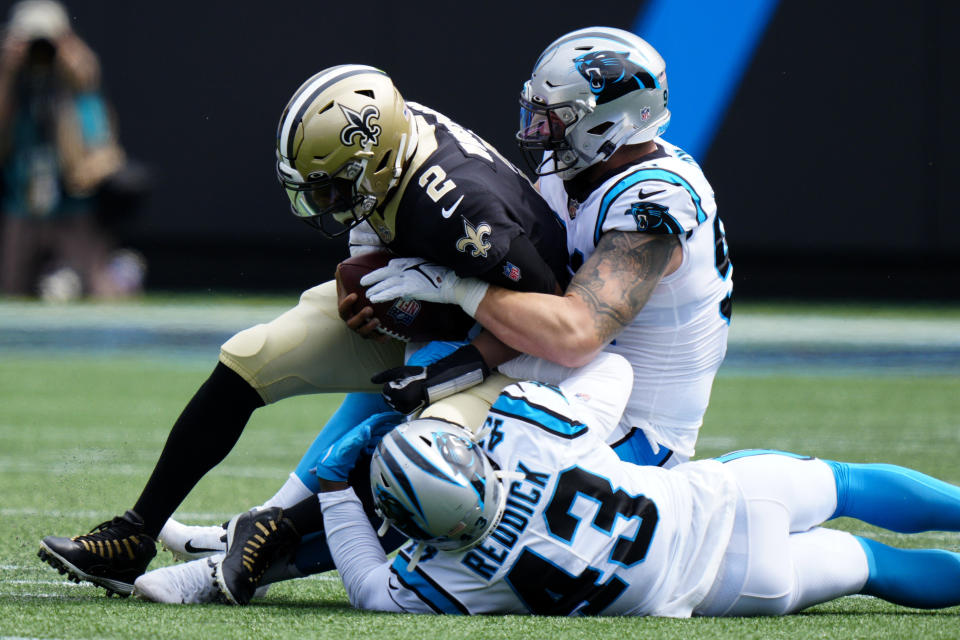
[371,344,491,414]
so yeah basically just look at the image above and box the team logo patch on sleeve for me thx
[456,219,492,258]
[339,104,382,147]
[628,201,684,234]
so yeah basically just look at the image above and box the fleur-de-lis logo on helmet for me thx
[339,104,382,147]
[456,219,492,258]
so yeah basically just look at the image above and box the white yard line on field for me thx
[0,507,236,521]
[0,302,289,332]
[2,580,88,587]
[729,314,960,348]
[2,301,959,348]
[0,459,287,479]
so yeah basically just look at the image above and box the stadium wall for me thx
[4,0,954,300]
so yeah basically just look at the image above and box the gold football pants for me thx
[219,279,510,431]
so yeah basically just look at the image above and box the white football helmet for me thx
[516,26,670,179]
[369,419,516,569]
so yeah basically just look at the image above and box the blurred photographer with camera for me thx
[0,0,145,300]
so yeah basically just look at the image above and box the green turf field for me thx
[1,299,959,639]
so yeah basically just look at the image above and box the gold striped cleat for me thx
[214,507,299,605]
[38,510,157,597]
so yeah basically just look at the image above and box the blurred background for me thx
[0,0,955,300]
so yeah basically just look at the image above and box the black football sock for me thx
[133,363,264,537]
[284,452,382,537]
[282,496,325,536]
[280,456,407,578]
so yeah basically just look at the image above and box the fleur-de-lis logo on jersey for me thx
[456,219,492,258]
[339,104,382,147]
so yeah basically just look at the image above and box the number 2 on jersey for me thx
[419,165,456,202]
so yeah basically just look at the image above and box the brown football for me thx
[335,251,476,343]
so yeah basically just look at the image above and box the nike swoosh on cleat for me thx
[441,195,464,218]
[184,540,220,554]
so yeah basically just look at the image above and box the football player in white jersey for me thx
[312,354,960,616]
[364,26,733,468]
[136,352,960,613]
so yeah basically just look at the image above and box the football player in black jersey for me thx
[38,64,569,597]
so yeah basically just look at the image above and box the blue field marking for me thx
[0,327,231,351]
[722,345,960,375]
[3,302,959,374]
[4,327,959,374]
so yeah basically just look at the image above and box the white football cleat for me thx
[158,518,227,562]
[134,556,222,604]
[134,554,270,604]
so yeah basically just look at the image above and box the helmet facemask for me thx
[516,87,589,178]
[277,155,377,237]
[369,419,524,570]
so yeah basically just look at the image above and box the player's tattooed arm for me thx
[568,231,680,345]
[474,230,681,368]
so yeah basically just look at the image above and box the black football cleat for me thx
[214,507,299,605]
[38,510,157,597]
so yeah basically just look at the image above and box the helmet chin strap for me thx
[537,148,583,179]
[407,541,427,571]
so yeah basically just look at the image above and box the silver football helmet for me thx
[369,419,517,570]
[516,26,670,179]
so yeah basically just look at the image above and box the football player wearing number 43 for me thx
[367,26,733,470]
[322,353,960,616]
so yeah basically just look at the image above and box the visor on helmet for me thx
[517,98,578,149]
[516,98,581,178]
[276,158,375,237]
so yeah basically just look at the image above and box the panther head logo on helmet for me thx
[573,50,658,105]
[516,28,671,179]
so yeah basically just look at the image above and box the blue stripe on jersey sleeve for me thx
[490,394,588,439]
[595,168,708,245]
[391,554,469,614]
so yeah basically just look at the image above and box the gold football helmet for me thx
[276,65,417,238]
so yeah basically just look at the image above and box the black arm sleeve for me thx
[474,233,562,295]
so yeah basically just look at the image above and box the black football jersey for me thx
[385,103,569,293]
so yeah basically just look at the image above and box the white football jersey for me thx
[368,379,738,617]
[537,138,733,457]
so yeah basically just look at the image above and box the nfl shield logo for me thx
[387,299,421,327]
[503,262,521,282]
[640,106,651,121]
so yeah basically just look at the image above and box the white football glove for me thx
[361,257,489,317]
[347,223,385,257]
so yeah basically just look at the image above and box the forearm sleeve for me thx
[319,488,404,612]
